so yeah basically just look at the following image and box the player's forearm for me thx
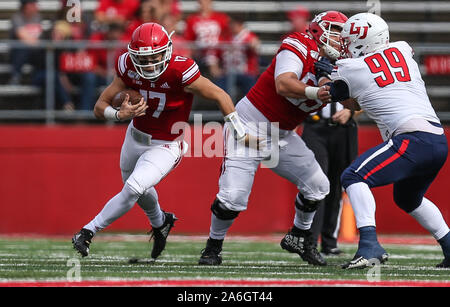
[275,74,309,99]
[185,76,236,116]
[340,98,361,112]
[93,100,110,120]
[318,77,332,87]
[212,89,236,116]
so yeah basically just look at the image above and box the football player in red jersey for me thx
[198,12,346,267]
[72,22,250,260]
[184,0,231,80]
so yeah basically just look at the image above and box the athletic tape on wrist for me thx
[305,86,320,100]
[104,105,120,121]
[224,111,246,140]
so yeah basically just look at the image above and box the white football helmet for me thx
[340,13,389,58]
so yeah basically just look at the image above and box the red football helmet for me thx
[128,23,174,80]
[308,11,348,60]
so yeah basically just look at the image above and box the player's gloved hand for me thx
[117,95,148,121]
[314,57,334,81]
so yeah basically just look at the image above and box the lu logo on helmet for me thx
[349,23,369,39]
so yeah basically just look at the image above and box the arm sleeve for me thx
[274,50,304,79]
[330,61,353,98]
[326,80,350,102]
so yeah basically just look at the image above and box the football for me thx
[111,89,144,109]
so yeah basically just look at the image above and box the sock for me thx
[84,183,140,234]
[209,214,234,240]
[356,226,386,258]
[437,231,450,259]
[409,198,450,240]
[346,182,376,228]
[293,194,316,230]
[359,226,378,243]
[137,187,165,228]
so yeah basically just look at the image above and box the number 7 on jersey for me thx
[140,90,166,118]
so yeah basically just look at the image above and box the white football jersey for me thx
[332,41,440,140]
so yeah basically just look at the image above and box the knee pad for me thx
[341,167,362,189]
[300,169,329,201]
[211,198,240,220]
[295,193,320,212]
[393,189,422,213]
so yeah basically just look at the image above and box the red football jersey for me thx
[184,12,230,46]
[116,52,201,141]
[224,29,259,76]
[246,32,322,130]
[96,0,140,21]
[184,12,230,65]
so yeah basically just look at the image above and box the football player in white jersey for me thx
[315,13,450,269]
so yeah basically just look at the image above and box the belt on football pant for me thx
[131,127,152,146]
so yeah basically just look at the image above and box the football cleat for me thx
[342,253,389,269]
[343,226,388,269]
[149,211,178,260]
[72,228,94,257]
[280,228,327,266]
[436,258,450,268]
[322,247,343,256]
[198,238,223,265]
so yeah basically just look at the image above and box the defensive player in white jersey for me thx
[315,13,450,268]
[72,23,252,259]
[197,12,348,267]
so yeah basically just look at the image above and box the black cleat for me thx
[149,211,178,260]
[322,247,343,256]
[72,228,94,257]
[198,238,223,265]
[436,257,450,268]
[280,228,327,266]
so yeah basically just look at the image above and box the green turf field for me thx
[0,234,448,286]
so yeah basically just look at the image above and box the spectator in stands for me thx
[160,13,191,58]
[219,15,260,98]
[122,0,159,42]
[80,22,126,110]
[50,0,90,111]
[9,0,44,85]
[95,0,140,26]
[184,0,231,83]
[287,5,311,34]
[147,0,182,22]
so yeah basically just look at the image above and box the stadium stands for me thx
[0,0,449,122]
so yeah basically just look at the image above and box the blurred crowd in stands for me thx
[8,0,311,111]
